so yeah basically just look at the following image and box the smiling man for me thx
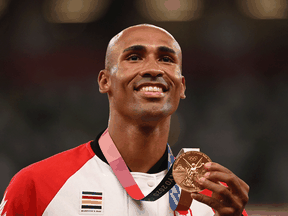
[98,24,186,174]
[1,24,249,216]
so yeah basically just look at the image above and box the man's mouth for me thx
[133,79,169,98]
[134,85,167,97]
[138,86,164,97]
[139,86,163,93]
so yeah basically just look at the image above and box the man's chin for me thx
[136,109,172,123]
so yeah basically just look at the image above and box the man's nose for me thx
[139,55,165,77]
[139,68,164,77]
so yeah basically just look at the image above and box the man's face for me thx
[104,26,186,122]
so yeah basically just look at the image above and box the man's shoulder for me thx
[13,141,95,183]
[4,141,96,197]
[2,141,97,216]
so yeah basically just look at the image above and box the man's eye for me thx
[160,56,173,63]
[127,55,141,61]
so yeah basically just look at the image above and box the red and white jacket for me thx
[0,142,248,216]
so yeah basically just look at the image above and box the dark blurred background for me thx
[1,0,288,212]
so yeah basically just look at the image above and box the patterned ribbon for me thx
[168,144,181,210]
[98,128,181,211]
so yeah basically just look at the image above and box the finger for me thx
[204,164,249,198]
[199,174,249,208]
[236,178,250,205]
[204,162,232,174]
[204,171,243,195]
[204,162,249,205]
[197,177,235,205]
[192,189,245,216]
[238,177,250,195]
[191,192,223,211]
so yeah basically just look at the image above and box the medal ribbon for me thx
[99,128,181,211]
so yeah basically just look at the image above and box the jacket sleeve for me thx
[1,167,38,216]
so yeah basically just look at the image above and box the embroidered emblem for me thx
[79,191,103,215]
[0,193,7,216]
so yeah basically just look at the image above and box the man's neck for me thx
[108,114,171,173]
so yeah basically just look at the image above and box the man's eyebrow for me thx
[123,45,146,53]
[122,45,176,55]
[157,46,176,54]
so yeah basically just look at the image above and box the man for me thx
[1,24,249,216]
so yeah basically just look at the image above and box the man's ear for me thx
[98,69,110,94]
[180,76,186,99]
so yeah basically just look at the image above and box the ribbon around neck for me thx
[98,128,181,211]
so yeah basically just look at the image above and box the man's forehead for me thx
[105,24,182,70]
[122,25,172,39]
[112,25,181,52]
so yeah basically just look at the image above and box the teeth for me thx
[139,86,163,92]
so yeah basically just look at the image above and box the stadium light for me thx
[0,0,9,18]
[43,0,111,23]
[135,0,203,21]
[238,0,288,19]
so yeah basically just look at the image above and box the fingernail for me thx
[205,162,211,170]
[199,177,205,183]
[204,172,210,178]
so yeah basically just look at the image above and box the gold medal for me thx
[172,151,212,193]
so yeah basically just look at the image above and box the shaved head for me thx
[105,24,182,73]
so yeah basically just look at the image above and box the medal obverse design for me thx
[172,151,212,193]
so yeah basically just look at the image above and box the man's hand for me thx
[191,162,249,216]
